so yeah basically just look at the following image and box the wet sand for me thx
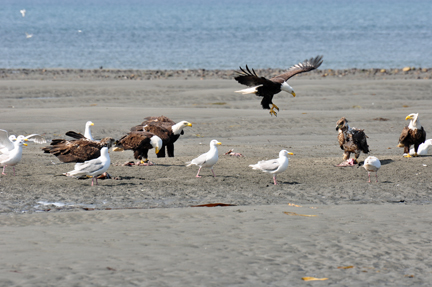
[0,70,432,285]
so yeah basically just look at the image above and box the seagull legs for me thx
[211,168,216,177]
[196,167,202,178]
[91,177,99,186]
[367,172,379,183]
[269,104,279,117]
[2,165,7,175]
[273,174,278,185]
[13,167,16,176]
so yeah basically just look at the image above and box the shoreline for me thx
[1,66,432,81]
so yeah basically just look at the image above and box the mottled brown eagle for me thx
[336,117,369,163]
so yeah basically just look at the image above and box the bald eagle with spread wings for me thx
[234,55,323,116]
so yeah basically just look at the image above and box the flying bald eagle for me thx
[42,132,115,163]
[113,131,162,164]
[398,113,426,157]
[131,116,192,157]
[336,117,369,163]
[234,55,323,116]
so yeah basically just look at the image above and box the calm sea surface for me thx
[1,0,431,70]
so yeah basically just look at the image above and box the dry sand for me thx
[1,70,432,286]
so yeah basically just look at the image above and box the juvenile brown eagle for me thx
[336,117,369,163]
[398,113,426,157]
[42,131,114,163]
[234,55,323,116]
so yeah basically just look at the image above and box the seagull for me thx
[20,9,26,17]
[0,139,27,176]
[0,129,32,154]
[11,134,47,144]
[82,121,95,140]
[409,139,432,156]
[25,33,33,38]
[249,150,294,185]
[186,139,221,177]
[65,146,111,186]
[361,156,381,183]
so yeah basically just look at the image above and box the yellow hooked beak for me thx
[217,142,222,145]
[24,138,28,141]
[405,116,413,120]
[288,152,294,155]
[112,147,124,152]
[155,147,160,154]
[291,92,296,97]
[186,122,192,127]
[23,143,28,146]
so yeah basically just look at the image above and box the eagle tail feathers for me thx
[235,85,262,94]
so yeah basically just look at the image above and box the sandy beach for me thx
[1,69,432,286]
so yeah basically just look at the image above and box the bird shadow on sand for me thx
[279,181,300,185]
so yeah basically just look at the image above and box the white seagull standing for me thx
[249,150,294,185]
[0,139,27,176]
[84,121,95,140]
[65,146,111,186]
[362,156,381,183]
[186,139,221,177]
[20,9,26,17]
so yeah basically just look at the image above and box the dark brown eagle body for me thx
[130,116,191,157]
[115,131,160,162]
[398,113,426,156]
[42,132,115,163]
[234,55,323,116]
[336,117,369,162]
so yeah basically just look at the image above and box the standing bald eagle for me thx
[336,117,369,163]
[398,113,426,157]
[113,131,162,164]
[234,55,323,116]
[131,116,192,157]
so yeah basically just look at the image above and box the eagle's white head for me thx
[406,113,421,130]
[172,121,192,135]
[150,135,163,154]
[280,82,296,97]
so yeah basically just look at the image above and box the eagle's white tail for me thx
[235,85,262,94]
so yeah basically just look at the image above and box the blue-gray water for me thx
[1,0,431,70]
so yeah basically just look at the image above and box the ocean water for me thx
[1,0,431,70]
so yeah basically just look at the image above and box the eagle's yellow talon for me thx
[404,154,412,158]
[269,104,278,116]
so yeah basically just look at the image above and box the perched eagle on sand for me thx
[336,117,369,163]
[130,116,192,157]
[398,113,426,157]
[42,131,115,163]
[234,55,323,116]
[113,131,162,163]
